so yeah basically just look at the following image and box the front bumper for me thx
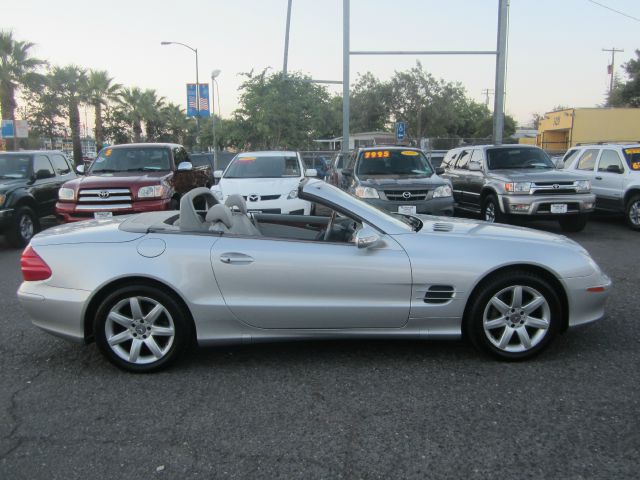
[241,197,311,215]
[562,270,612,328]
[0,208,16,232]
[362,197,455,216]
[18,281,91,342]
[56,198,172,223]
[499,193,596,217]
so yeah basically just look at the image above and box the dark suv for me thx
[0,150,76,247]
[339,146,454,216]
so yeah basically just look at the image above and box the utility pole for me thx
[283,0,293,77]
[492,0,509,145]
[602,47,624,100]
[482,88,494,108]
[342,0,350,154]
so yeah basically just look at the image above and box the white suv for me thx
[561,143,640,230]
[211,151,317,215]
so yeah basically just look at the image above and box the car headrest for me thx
[225,194,247,214]
[205,204,233,228]
[179,187,219,231]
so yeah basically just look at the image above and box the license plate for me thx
[94,211,113,219]
[550,204,568,214]
[398,205,417,215]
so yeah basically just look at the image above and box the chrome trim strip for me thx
[75,204,132,211]
[79,189,130,195]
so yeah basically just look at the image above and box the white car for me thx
[212,151,316,215]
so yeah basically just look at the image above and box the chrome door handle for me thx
[220,253,254,264]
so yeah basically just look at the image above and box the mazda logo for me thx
[248,194,259,202]
[402,191,412,199]
[553,184,560,189]
[98,191,110,199]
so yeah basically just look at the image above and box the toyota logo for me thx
[553,184,560,189]
[248,194,259,202]
[402,191,412,199]
[98,191,110,199]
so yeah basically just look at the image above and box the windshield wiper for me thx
[90,169,119,173]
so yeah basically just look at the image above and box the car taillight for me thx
[20,245,52,281]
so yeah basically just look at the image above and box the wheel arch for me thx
[623,188,640,207]
[462,264,569,336]
[83,276,197,344]
[11,191,39,214]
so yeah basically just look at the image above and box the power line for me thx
[587,0,640,23]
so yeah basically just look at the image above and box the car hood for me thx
[217,177,302,196]
[358,175,448,188]
[65,171,171,190]
[0,178,27,194]
[30,215,144,246]
[487,168,585,182]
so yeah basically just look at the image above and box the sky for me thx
[3,0,639,130]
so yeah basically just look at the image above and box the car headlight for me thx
[505,182,532,194]
[355,186,379,199]
[58,187,75,201]
[575,180,591,193]
[287,189,298,199]
[138,185,165,199]
[433,185,452,198]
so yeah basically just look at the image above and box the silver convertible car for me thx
[18,180,611,372]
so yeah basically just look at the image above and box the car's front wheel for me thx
[481,195,506,224]
[625,194,640,231]
[7,206,38,248]
[465,271,561,360]
[94,285,192,373]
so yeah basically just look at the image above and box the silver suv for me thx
[442,144,595,232]
[561,143,640,230]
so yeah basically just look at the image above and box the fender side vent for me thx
[424,285,455,304]
[432,222,454,232]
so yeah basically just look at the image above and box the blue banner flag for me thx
[186,83,211,118]
[1,120,14,139]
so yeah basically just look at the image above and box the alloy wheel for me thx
[485,202,496,222]
[19,214,34,241]
[629,200,640,227]
[482,285,550,353]
[104,296,175,365]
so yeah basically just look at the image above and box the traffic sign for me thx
[396,121,406,141]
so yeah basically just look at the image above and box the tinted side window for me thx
[598,150,624,172]
[50,154,71,175]
[577,149,599,171]
[469,149,483,163]
[336,154,345,169]
[562,149,580,168]
[34,155,55,178]
[442,151,458,169]
[455,150,471,169]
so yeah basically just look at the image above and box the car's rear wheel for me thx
[481,195,505,224]
[94,285,192,373]
[625,194,640,231]
[559,214,588,232]
[7,206,38,248]
[465,271,560,360]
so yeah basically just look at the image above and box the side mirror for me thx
[342,168,353,177]
[435,167,445,175]
[214,170,223,179]
[305,168,317,177]
[76,164,85,175]
[606,164,623,174]
[177,161,193,171]
[355,225,381,249]
[35,169,53,180]
[468,161,482,172]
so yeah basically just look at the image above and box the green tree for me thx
[102,105,131,145]
[50,65,87,165]
[157,103,189,144]
[609,50,640,107]
[349,72,391,133]
[85,70,121,151]
[0,31,45,150]
[118,87,145,142]
[139,89,165,141]
[22,69,65,146]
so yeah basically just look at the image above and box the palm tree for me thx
[0,31,45,150]
[161,103,189,143]
[119,87,145,142]
[51,65,87,165]
[85,70,121,152]
[139,89,165,141]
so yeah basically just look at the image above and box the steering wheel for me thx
[323,211,337,241]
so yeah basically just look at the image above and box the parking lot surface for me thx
[1,214,638,479]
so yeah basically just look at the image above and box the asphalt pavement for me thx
[0,214,638,479]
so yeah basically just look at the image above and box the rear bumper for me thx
[562,271,612,328]
[499,193,596,217]
[363,197,455,216]
[17,282,90,342]
[56,198,171,222]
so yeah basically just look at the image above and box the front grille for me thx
[531,182,578,195]
[77,188,132,210]
[424,285,455,304]
[242,195,281,202]
[384,189,429,201]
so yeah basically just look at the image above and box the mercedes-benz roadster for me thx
[18,180,611,372]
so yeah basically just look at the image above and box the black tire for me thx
[559,214,588,233]
[481,195,506,224]
[94,285,193,373]
[465,271,561,361]
[625,194,640,231]
[7,206,39,248]
[169,197,180,210]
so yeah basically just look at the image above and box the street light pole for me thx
[161,41,201,149]
[211,69,221,167]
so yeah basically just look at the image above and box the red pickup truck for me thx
[56,143,211,222]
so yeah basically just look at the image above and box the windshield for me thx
[623,147,640,172]
[356,149,433,177]
[224,154,301,178]
[0,154,31,179]
[90,147,171,173]
[487,147,555,170]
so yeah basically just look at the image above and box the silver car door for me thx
[594,149,626,210]
[210,233,412,329]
